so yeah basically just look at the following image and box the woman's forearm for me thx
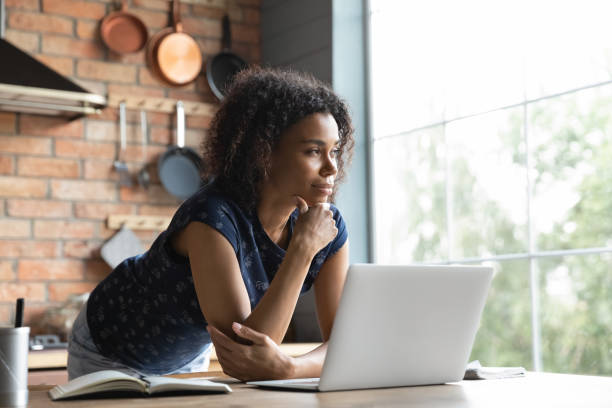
[241,241,315,344]
[287,342,328,379]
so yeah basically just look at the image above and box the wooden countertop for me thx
[28,343,321,370]
[28,371,612,407]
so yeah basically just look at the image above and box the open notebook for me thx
[49,370,231,400]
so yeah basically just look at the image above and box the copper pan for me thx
[100,0,148,54]
[153,0,202,86]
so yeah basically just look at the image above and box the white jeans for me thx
[67,303,211,380]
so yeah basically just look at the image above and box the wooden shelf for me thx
[108,94,217,117]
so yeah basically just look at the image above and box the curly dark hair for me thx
[201,67,355,210]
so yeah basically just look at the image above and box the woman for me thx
[67,67,354,382]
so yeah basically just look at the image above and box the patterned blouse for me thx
[86,183,348,374]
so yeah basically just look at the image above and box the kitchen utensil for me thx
[100,0,148,54]
[113,102,132,187]
[206,14,247,100]
[158,101,202,200]
[137,109,150,189]
[149,0,202,86]
[100,224,144,269]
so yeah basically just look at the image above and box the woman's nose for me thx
[322,154,338,176]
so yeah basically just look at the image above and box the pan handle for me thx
[222,14,231,50]
[176,101,185,148]
[173,0,183,33]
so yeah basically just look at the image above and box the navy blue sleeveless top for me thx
[86,183,348,374]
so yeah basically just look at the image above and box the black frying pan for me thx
[158,101,202,199]
[206,15,247,100]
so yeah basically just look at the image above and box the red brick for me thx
[86,120,144,143]
[122,145,166,162]
[7,199,72,218]
[35,54,74,76]
[150,127,172,144]
[4,29,39,53]
[0,261,15,280]
[64,241,102,259]
[0,240,59,258]
[19,115,83,138]
[138,67,168,87]
[0,282,46,301]
[0,176,47,198]
[147,112,173,127]
[186,115,213,129]
[192,5,241,21]
[182,17,221,37]
[75,202,134,219]
[197,38,222,56]
[128,9,168,29]
[106,84,165,100]
[6,0,39,10]
[48,282,96,302]
[55,139,116,159]
[0,112,16,133]
[0,156,14,174]
[42,0,106,20]
[231,23,258,44]
[0,219,30,238]
[76,20,98,40]
[34,220,96,239]
[18,259,83,280]
[84,259,111,281]
[18,157,80,178]
[50,180,117,201]
[132,0,170,11]
[8,11,73,35]
[0,135,52,155]
[243,8,260,25]
[107,49,146,65]
[120,185,178,205]
[167,89,208,103]
[42,35,103,59]
[83,160,118,181]
[77,60,137,83]
[138,205,177,217]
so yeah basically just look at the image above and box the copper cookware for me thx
[100,0,148,54]
[147,0,202,86]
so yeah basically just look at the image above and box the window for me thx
[369,0,612,375]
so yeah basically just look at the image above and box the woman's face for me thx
[266,112,340,206]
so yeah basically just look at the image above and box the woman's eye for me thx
[306,149,320,155]
[331,149,341,157]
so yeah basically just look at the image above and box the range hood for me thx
[0,38,107,119]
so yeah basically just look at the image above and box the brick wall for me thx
[0,0,260,328]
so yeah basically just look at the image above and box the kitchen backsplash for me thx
[0,0,260,328]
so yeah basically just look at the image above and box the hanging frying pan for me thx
[206,15,247,100]
[100,0,148,54]
[158,101,202,200]
[153,0,202,86]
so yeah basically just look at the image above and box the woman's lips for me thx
[312,184,333,195]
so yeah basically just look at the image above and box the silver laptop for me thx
[248,263,494,392]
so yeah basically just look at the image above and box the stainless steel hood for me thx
[0,0,106,119]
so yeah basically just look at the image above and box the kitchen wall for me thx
[0,0,260,329]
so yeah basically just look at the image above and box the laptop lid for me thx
[318,264,493,391]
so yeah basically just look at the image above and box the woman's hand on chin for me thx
[207,323,295,382]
